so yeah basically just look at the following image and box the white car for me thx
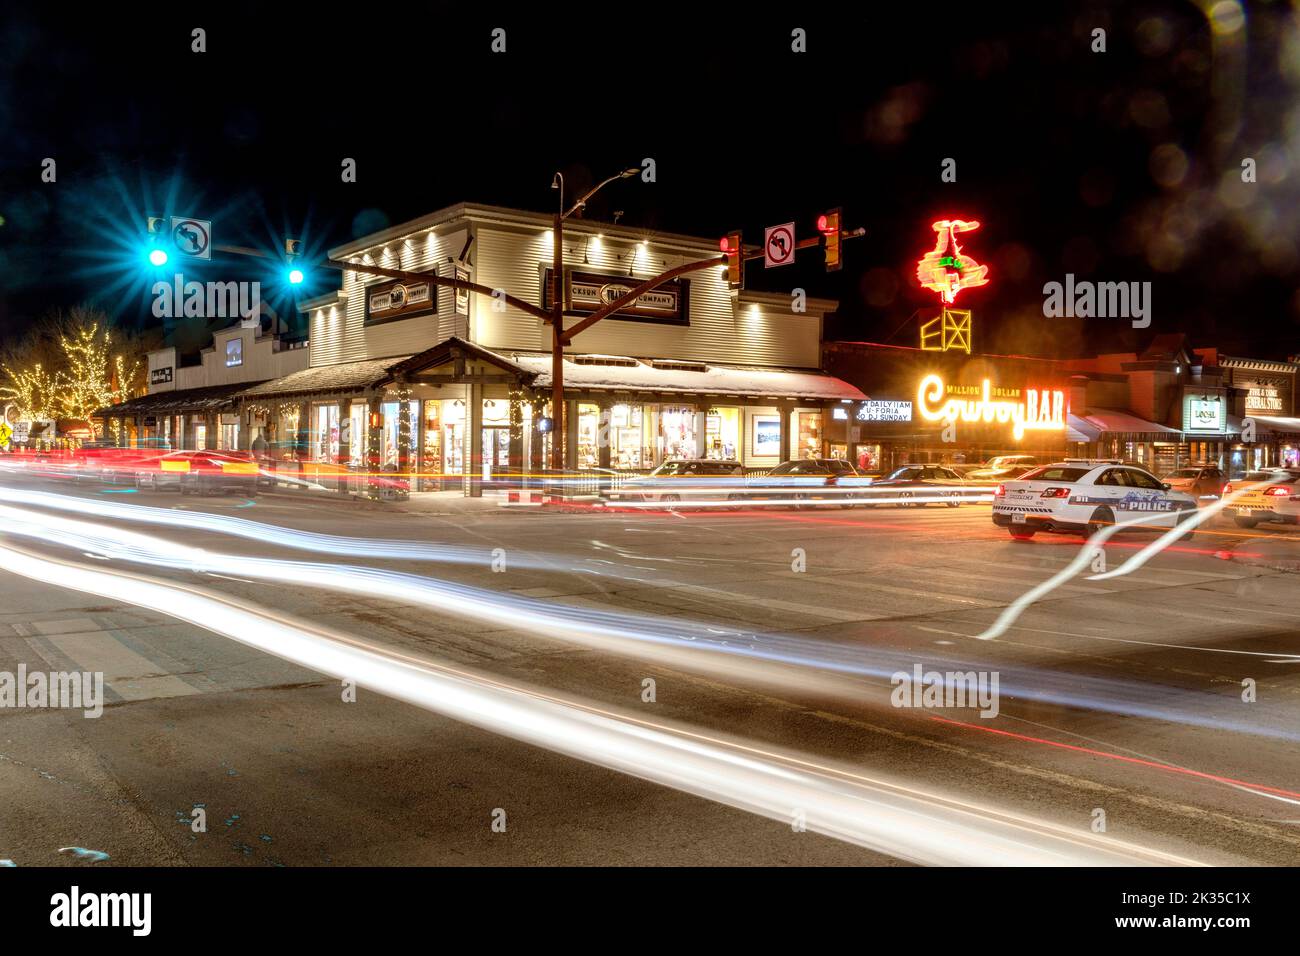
[992,459,1199,540]
[1223,468,1300,528]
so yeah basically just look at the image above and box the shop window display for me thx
[796,411,822,459]
[660,406,696,461]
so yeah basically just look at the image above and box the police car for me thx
[992,459,1198,540]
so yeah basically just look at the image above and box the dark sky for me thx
[2,1,1298,360]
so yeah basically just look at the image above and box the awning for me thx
[93,382,264,418]
[1248,415,1300,437]
[1077,408,1181,437]
[237,356,409,400]
[503,353,867,402]
[1067,414,1100,443]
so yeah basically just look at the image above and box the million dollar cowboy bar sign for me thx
[916,374,1067,441]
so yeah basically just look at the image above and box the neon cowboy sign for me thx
[917,374,1066,441]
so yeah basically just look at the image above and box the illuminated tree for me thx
[0,362,60,420]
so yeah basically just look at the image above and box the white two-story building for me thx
[233,203,864,493]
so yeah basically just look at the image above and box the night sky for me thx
[2,2,1297,361]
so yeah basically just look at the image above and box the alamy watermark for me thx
[890,664,1000,718]
[152,274,260,319]
[0,666,104,718]
[1042,274,1151,329]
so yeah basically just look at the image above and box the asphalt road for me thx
[1,470,1299,866]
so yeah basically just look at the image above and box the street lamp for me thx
[549,167,639,471]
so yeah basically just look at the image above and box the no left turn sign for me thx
[170,216,212,260]
[764,222,795,268]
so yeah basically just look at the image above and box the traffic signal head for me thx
[720,231,743,290]
[288,268,305,285]
[148,247,169,267]
[819,209,842,273]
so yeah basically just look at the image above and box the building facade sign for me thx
[1243,378,1288,414]
[856,400,913,422]
[1186,397,1224,431]
[544,269,689,326]
[916,374,1065,441]
[365,276,437,325]
[150,366,173,385]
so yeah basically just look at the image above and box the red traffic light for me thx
[820,209,842,272]
[721,231,743,290]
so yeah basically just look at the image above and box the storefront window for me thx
[577,403,600,469]
[795,411,822,459]
[853,443,883,473]
[705,407,739,460]
[312,404,340,463]
[219,421,240,451]
[379,401,418,472]
[346,403,365,468]
[421,401,442,488]
[609,404,644,469]
[660,406,696,461]
[443,400,465,475]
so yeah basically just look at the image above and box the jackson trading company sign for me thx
[365,276,437,325]
[545,269,689,326]
[917,374,1066,441]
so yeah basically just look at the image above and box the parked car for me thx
[745,458,868,507]
[602,458,745,505]
[964,455,1041,483]
[136,450,264,496]
[865,464,968,507]
[1222,468,1300,528]
[1160,463,1226,505]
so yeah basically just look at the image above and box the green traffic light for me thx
[149,248,169,267]
[288,268,305,285]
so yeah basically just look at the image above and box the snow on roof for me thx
[505,353,866,401]
[239,356,410,398]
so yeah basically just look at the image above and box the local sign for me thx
[1187,397,1224,431]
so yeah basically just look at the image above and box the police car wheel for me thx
[1085,507,1113,538]
[1176,509,1197,539]
[1008,527,1036,540]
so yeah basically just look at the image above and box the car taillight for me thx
[1222,483,1232,496]
[1265,486,1291,497]
[994,483,1005,497]
[1040,487,1070,498]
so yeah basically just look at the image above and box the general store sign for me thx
[916,374,1065,441]
[546,269,688,326]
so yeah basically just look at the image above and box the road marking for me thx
[29,619,199,701]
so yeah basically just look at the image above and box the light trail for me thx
[0,535,1203,866]
[0,494,1296,743]
[977,479,1289,640]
